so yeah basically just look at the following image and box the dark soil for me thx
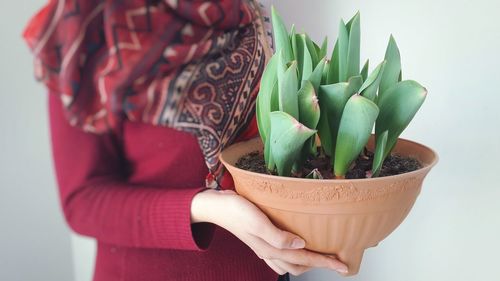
[236,151,269,174]
[235,149,422,179]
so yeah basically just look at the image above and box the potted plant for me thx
[219,7,438,276]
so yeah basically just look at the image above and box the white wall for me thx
[3,1,499,281]
[0,1,74,281]
[267,0,500,280]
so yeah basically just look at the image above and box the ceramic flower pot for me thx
[219,136,437,276]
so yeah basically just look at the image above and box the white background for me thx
[1,1,499,281]
[0,0,73,281]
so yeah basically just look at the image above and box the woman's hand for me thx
[191,189,348,276]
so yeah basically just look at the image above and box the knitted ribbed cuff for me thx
[149,187,215,251]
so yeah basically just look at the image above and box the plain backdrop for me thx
[1,1,499,281]
[0,0,74,281]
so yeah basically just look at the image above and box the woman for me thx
[24,0,348,280]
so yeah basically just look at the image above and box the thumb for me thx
[261,225,306,250]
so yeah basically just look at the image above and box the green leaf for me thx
[318,82,348,157]
[294,137,314,173]
[309,134,317,154]
[304,34,319,67]
[257,52,280,169]
[290,24,297,59]
[308,57,326,93]
[270,81,279,111]
[376,80,427,159]
[297,80,320,129]
[256,94,262,134]
[256,53,279,144]
[359,60,387,101]
[277,50,287,86]
[346,12,361,79]
[379,35,402,98]
[271,6,294,63]
[317,110,332,156]
[361,59,369,82]
[372,130,388,177]
[345,11,358,32]
[327,39,340,84]
[278,61,299,119]
[312,40,321,60]
[334,95,379,177]
[264,131,275,171]
[300,35,313,86]
[269,112,317,176]
[338,20,349,82]
[345,75,364,97]
[319,36,328,60]
[322,58,331,84]
[318,75,363,157]
[291,34,313,84]
[262,80,279,168]
[291,34,303,80]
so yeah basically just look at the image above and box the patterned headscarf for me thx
[24,0,272,184]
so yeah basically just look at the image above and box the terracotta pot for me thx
[219,136,438,276]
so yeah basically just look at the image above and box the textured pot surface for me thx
[219,136,438,276]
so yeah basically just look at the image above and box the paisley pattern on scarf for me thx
[24,0,273,180]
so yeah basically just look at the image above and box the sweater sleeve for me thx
[48,94,215,251]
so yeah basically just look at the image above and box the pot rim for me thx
[220,136,439,184]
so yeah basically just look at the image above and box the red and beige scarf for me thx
[24,0,272,186]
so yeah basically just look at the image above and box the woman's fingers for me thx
[259,226,305,250]
[248,212,305,250]
[277,248,348,274]
[270,259,311,276]
[248,232,348,274]
[208,193,349,275]
[247,219,347,273]
[263,259,287,275]
[264,257,312,276]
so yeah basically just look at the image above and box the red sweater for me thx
[48,94,278,281]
